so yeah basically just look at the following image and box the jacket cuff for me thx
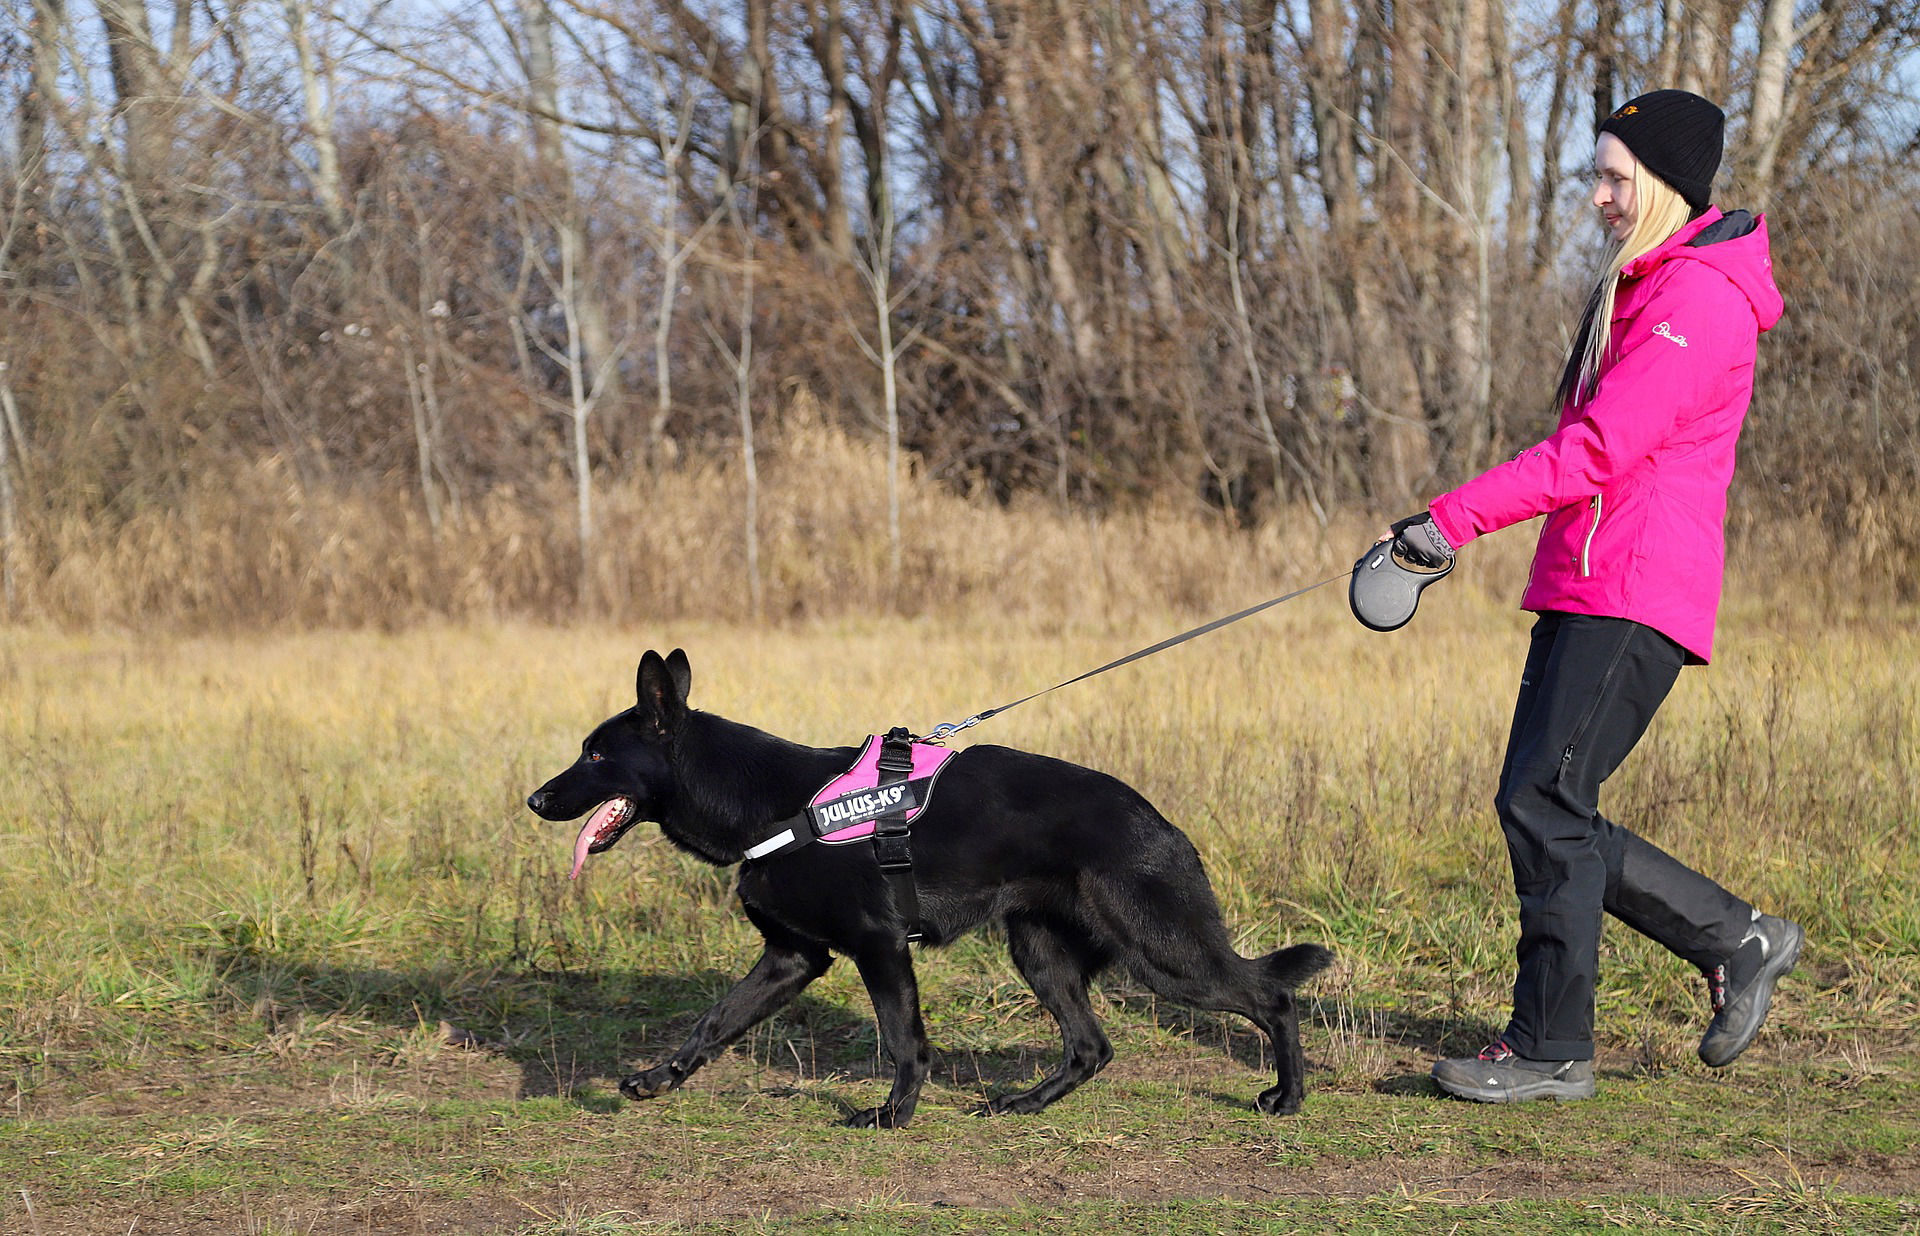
[1428,496,1476,551]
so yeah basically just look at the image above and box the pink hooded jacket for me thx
[1429,207,1784,663]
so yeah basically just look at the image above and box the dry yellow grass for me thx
[2,564,1914,1081]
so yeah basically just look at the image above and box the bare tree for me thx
[644,58,722,470]
[0,361,20,619]
[705,222,764,619]
[1742,0,1805,206]
[1,0,1917,627]
[287,0,349,233]
[515,0,630,598]
[847,128,923,593]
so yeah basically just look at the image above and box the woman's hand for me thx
[1382,511,1456,568]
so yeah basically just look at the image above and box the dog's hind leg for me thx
[620,918,833,1103]
[981,914,1114,1116]
[1121,943,1316,1115]
[1086,855,1331,1115]
[1246,945,1334,1114]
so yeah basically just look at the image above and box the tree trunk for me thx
[1591,0,1620,127]
[1103,0,1185,322]
[0,366,19,619]
[1745,0,1799,206]
[560,226,595,603]
[735,256,762,620]
[1532,1,1578,277]
[20,0,65,175]
[286,0,348,233]
[519,0,617,402]
[1307,0,1429,498]
[994,1,1098,375]
[806,0,855,259]
[402,339,444,535]
[97,0,171,188]
[1448,0,1498,465]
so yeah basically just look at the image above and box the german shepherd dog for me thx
[526,649,1333,1128]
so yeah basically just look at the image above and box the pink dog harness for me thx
[743,729,955,941]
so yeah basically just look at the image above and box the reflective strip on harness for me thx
[743,827,798,861]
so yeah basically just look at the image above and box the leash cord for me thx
[917,571,1349,744]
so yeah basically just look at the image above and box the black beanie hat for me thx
[1597,89,1724,212]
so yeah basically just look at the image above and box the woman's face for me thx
[1591,133,1640,244]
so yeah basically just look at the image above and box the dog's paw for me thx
[618,1066,681,1101]
[1255,1085,1303,1116]
[844,1105,908,1129]
[978,1092,1044,1116]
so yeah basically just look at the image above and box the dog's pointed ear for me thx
[636,650,688,736]
[663,648,692,703]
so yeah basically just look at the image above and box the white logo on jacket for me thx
[1653,321,1689,347]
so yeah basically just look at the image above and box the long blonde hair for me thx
[1555,161,1698,408]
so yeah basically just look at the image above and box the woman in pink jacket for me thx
[1386,90,1803,1102]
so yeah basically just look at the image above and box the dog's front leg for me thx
[845,944,931,1129]
[620,938,832,1101]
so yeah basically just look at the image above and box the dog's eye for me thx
[586,751,603,762]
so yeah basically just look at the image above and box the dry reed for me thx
[9,398,1908,633]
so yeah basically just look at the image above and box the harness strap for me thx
[870,727,923,943]
[740,728,932,944]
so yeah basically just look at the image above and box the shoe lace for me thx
[1476,1040,1515,1063]
[1704,962,1728,1014]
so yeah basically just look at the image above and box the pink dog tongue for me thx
[569,800,625,880]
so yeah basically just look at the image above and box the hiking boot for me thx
[1698,912,1804,1068]
[1431,1040,1595,1103]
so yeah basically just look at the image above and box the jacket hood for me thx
[1627,207,1785,333]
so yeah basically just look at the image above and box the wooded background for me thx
[1,0,1916,625]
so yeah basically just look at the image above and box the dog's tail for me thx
[1261,943,1335,990]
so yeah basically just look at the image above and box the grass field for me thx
[2,561,1918,1233]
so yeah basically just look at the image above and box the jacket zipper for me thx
[1579,494,1603,577]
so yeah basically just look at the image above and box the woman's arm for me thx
[1430,265,1753,549]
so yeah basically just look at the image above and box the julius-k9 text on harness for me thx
[742,728,955,942]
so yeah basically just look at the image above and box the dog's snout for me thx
[527,789,549,815]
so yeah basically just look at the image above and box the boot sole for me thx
[1698,922,1805,1068]
[1434,1078,1595,1103]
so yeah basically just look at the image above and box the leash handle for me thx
[917,572,1346,744]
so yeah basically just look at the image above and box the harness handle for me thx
[918,572,1347,744]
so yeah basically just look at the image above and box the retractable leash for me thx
[917,571,1351,745]
[920,537,1454,743]
[1348,537,1454,632]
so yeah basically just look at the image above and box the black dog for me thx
[526,649,1333,1128]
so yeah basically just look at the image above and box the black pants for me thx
[1495,612,1752,1061]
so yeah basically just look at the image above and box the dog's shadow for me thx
[210,947,1047,1107]
[209,946,1488,1111]
[1102,989,1498,1104]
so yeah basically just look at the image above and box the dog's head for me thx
[527,648,690,878]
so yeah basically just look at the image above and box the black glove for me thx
[1390,511,1455,569]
